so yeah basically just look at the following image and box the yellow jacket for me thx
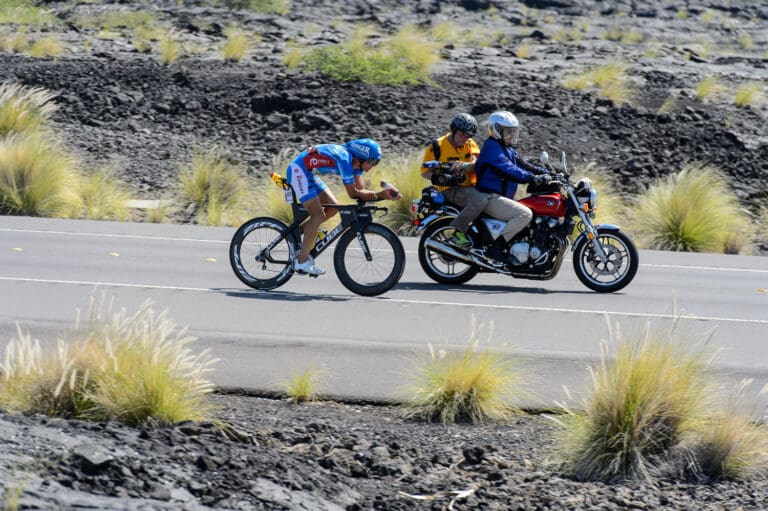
[421,133,480,191]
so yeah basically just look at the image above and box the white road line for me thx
[0,228,228,244]
[1,276,766,325]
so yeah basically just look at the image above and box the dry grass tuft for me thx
[628,164,752,253]
[562,62,633,106]
[78,169,132,221]
[0,296,218,427]
[367,152,427,235]
[28,37,64,59]
[688,381,768,480]
[401,320,523,425]
[0,133,81,217]
[734,82,764,108]
[282,368,324,403]
[0,81,57,136]
[695,75,726,102]
[179,147,254,226]
[551,320,713,482]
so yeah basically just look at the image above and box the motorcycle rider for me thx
[475,111,551,263]
[285,138,400,276]
[421,113,487,249]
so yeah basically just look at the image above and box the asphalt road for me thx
[1,216,767,408]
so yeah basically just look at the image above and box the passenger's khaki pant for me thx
[483,193,533,241]
[442,186,489,233]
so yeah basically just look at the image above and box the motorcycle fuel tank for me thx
[518,194,566,217]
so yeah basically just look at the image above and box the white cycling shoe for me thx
[293,257,325,276]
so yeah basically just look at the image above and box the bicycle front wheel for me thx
[229,217,298,291]
[333,223,405,296]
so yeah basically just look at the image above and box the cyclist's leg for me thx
[287,163,322,265]
[316,186,340,223]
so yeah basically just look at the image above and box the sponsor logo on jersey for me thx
[303,153,336,170]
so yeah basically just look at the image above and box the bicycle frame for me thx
[260,188,388,265]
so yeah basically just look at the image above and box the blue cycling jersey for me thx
[285,144,363,202]
[293,144,361,184]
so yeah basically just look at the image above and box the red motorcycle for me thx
[412,152,638,293]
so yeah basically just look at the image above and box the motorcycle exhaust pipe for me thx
[423,239,508,273]
[424,238,474,263]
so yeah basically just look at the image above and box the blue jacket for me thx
[475,138,545,199]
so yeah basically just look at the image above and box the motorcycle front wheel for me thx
[418,217,479,285]
[333,223,405,297]
[229,217,298,291]
[572,228,638,293]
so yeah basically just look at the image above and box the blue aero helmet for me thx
[344,139,382,163]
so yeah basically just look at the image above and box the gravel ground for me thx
[3,392,768,510]
[1,0,768,509]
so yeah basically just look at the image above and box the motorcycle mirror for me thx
[539,151,549,164]
[560,151,568,173]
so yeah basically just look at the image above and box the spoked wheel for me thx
[229,217,298,291]
[418,217,479,285]
[572,228,638,293]
[333,223,405,296]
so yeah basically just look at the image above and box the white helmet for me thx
[488,110,519,143]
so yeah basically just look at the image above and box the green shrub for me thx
[287,24,439,86]
[401,322,522,425]
[180,147,253,226]
[0,134,81,217]
[628,164,752,253]
[217,0,289,14]
[28,37,64,59]
[0,81,57,136]
[0,0,58,26]
[74,9,158,31]
[552,322,712,481]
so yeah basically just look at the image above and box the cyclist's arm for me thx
[346,176,381,201]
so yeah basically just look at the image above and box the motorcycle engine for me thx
[510,216,562,266]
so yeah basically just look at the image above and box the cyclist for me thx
[285,138,400,276]
[421,113,487,249]
[475,111,551,263]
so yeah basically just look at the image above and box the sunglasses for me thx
[364,159,380,167]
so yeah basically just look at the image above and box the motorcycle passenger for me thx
[285,139,400,276]
[421,113,487,249]
[475,111,551,263]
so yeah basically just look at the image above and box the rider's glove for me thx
[532,174,552,186]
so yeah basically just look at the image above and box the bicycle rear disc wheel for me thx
[229,217,297,290]
[333,223,405,296]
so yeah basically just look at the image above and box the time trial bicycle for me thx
[229,173,406,297]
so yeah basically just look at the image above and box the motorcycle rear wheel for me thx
[418,217,479,285]
[572,228,638,293]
